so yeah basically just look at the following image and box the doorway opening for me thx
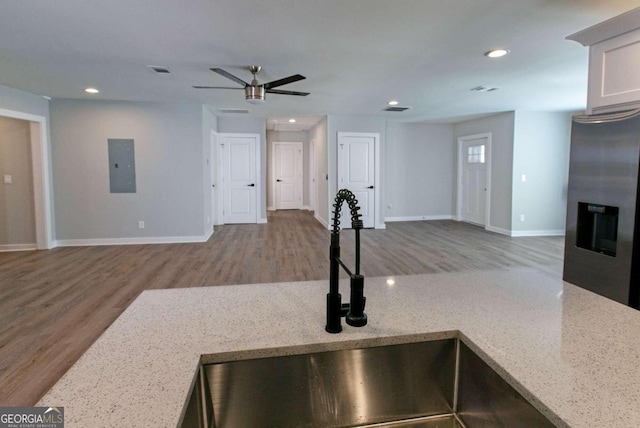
[0,108,53,250]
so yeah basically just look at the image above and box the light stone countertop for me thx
[38,267,640,427]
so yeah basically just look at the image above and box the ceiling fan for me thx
[193,66,309,104]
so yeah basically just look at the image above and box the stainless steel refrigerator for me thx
[564,109,640,309]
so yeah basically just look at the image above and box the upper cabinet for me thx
[567,8,640,115]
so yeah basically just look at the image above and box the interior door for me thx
[274,142,303,210]
[461,137,487,226]
[221,134,257,224]
[338,134,375,228]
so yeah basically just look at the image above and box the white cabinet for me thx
[567,8,640,114]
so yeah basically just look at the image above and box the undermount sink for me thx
[180,337,555,428]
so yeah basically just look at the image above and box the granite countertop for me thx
[38,268,640,427]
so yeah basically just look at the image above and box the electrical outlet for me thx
[138,221,145,229]
[520,214,525,222]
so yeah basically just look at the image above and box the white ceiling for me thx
[1,0,639,125]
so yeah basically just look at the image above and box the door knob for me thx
[367,185,374,189]
[276,179,282,182]
[247,183,255,187]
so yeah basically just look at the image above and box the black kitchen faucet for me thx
[325,189,368,333]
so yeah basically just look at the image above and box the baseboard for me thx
[0,243,37,252]
[203,226,214,242]
[302,205,311,211]
[511,229,565,237]
[267,206,275,211]
[314,213,329,229]
[385,215,454,222]
[55,234,212,247]
[486,225,512,236]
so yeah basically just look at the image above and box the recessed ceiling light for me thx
[288,119,296,123]
[85,87,100,94]
[388,100,399,106]
[485,48,509,58]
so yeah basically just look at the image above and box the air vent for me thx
[217,108,250,114]
[384,106,411,112]
[147,66,171,74]
[471,86,498,92]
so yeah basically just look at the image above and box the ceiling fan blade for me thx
[263,74,306,89]
[192,86,244,90]
[210,68,249,86]
[266,89,310,96]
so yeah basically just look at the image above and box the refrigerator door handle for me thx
[574,109,640,124]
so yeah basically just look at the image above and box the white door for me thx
[221,134,257,224]
[460,137,488,226]
[274,142,303,210]
[337,133,375,228]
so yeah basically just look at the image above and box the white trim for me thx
[0,108,53,249]
[55,233,213,247]
[385,215,454,222]
[511,229,565,237]
[314,212,329,229]
[0,243,38,252]
[257,218,268,224]
[267,206,276,211]
[209,130,218,230]
[301,205,311,211]
[309,139,317,213]
[457,132,492,231]
[486,225,512,236]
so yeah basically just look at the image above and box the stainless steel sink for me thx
[180,338,555,428]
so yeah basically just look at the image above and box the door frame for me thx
[216,133,262,225]
[0,108,53,250]
[272,141,303,210]
[337,132,382,229]
[309,139,316,212]
[209,130,218,227]
[456,132,492,229]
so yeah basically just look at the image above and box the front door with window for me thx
[460,137,488,226]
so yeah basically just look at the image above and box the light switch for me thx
[3,175,12,184]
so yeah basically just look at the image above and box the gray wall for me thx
[0,117,36,245]
[266,130,309,209]
[309,118,328,226]
[512,111,571,233]
[385,122,455,219]
[218,116,267,221]
[454,112,515,232]
[327,115,386,228]
[51,100,206,240]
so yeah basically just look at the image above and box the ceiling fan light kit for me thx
[245,85,265,104]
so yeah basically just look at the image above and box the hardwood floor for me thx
[0,210,563,406]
